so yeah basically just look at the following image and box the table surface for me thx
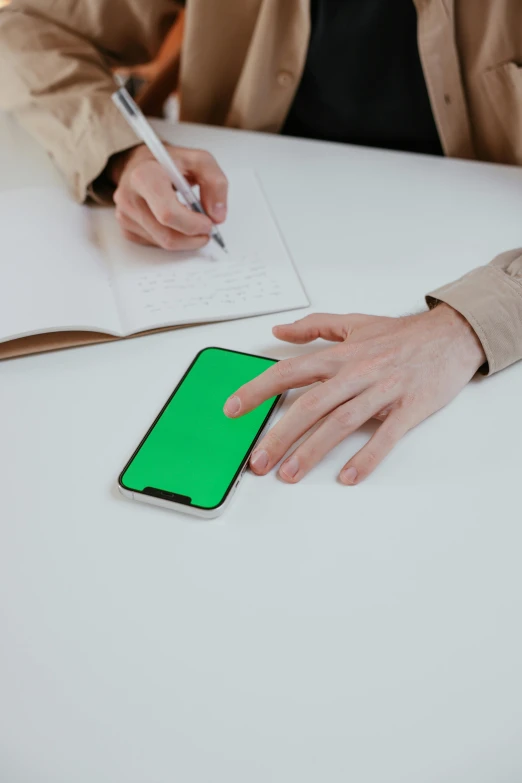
[1,112,522,783]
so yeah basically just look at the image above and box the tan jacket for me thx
[1,0,522,373]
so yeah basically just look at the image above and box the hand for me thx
[109,143,228,250]
[224,305,486,485]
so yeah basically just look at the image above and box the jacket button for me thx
[277,71,293,87]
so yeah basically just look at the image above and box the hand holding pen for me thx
[109,85,228,253]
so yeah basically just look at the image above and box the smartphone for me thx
[118,347,283,518]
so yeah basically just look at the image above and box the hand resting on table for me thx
[224,306,486,485]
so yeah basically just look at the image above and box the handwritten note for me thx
[96,170,309,333]
[136,252,282,312]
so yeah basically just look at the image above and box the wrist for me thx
[429,302,486,373]
[106,144,143,186]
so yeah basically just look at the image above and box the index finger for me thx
[132,166,213,236]
[224,352,332,418]
[175,149,229,223]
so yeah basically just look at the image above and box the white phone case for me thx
[118,384,285,519]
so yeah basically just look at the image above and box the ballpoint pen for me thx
[111,84,227,253]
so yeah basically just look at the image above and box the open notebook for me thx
[0,170,309,359]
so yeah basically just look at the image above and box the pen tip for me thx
[212,232,228,253]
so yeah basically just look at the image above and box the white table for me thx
[1,112,522,783]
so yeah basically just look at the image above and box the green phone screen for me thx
[119,348,278,510]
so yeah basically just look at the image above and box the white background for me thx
[1,113,522,782]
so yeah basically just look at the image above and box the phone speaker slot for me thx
[142,487,192,505]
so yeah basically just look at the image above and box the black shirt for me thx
[283,0,443,156]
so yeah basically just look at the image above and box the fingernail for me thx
[340,466,358,485]
[213,202,226,220]
[281,456,299,480]
[224,396,241,416]
[250,449,269,472]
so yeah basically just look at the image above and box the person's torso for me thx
[281,0,443,156]
[178,0,522,166]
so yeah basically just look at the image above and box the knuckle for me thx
[378,373,402,395]
[296,314,315,329]
[374,406,392,422]
[263,428,286,453]
[157,208,176,226]
[195,148,214,163]
[129,164,147,189]
[302,329,317,343]
[114,191,133,213]
[208,173,228,188]
[325,375,344,394]
[363,448,379,468]
[400,391,417,409]
[379,427,397,450]
[357,359,380,377]
[298,389,323,414]
[275,359,294,381]
[161,232,181,251]
[331,405,355,430]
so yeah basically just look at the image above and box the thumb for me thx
[273,313,353,344]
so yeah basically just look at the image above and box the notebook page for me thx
[96,170,309,334]
[0,187,122,342]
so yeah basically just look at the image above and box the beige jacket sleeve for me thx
[427,248,522,374]
[0,0,180,201]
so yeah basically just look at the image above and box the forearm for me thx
[0,0,179,201]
